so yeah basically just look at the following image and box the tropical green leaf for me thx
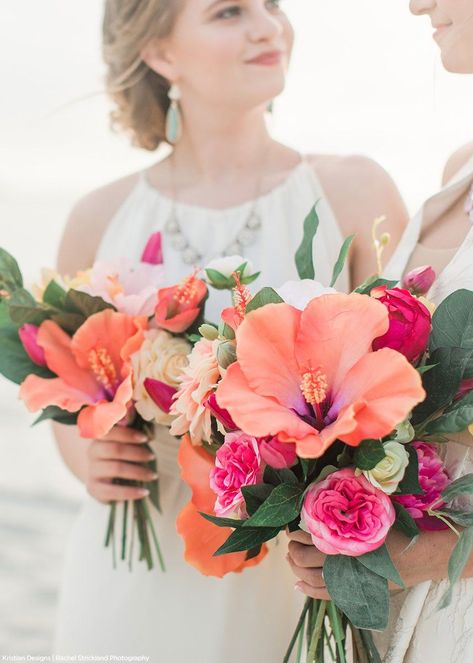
[8,289,50,327]
[427,391,473,434]
[243,483,305,528]
[199,512,244,528]
[354,439,385,471]
[214,524,281,556]
[43,280,67,309]
[358,543,405,588]
[64,289,115,318]
[295,205,320,280]
[330,235,355,287]
[33,405,78,426]
[324,555,390,630]
[354,277,397,296]
[245,287,283,313]
[241,484,274,516]
[439,526,473,609]
[0,247,23,292]
[0,325,54,384]
[393,502,420,539]
[430,289,473,354]
[396,445,423,495]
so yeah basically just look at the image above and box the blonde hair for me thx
[102,0,182,151]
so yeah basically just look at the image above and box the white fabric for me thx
[376,155,473,663]
[53,158,349,661]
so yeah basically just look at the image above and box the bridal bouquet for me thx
[0,232,208,571]
[169,209,473,662]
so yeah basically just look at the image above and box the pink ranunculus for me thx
[371,286,432,364]
[259,436,297,469]
[393,441,450,530]
[209,431,264,518]
[301,468,395,556]
[18,324,47,366]
[401,265,436,296]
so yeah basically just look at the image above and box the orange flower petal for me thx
[19,375,96,413]
[37,321,100,397]
[217,362,315,441]
[76,374,134,438]
[332,348,425,446]
[176,502,267,578]
[296,294,389,393]
[237,304,303,410]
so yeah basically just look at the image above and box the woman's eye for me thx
[215,5,242,19]
[266,0,282,8]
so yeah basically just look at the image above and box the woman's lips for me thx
[433,24,452,41]
[246,50,283,66]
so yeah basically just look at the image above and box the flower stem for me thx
[307,600,327,661]
[326,602,346,663]
[427,509,461,537]
[142,498,166,572]
[283,597,312,663]
[121,500,129,561]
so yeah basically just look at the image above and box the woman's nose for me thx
[248,5,284,42]
[409,0,436,17]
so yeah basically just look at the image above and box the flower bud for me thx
[141,232,163,265]
[402,265,436,296]
[18,324,47,366]
[217,341,237,369]
[198,324,219,341]
[144,378,177,414]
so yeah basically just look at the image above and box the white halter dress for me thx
[53,158,350,661]
[376,155,473,663]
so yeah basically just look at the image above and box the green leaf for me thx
[323,555,390,630]
[64,289,115,318]
[417,364,437,375]
[243,483,305,528]
[205,268,233,290]
[245,545,263,561]
[358,543,405,588]
[442,473,473,502]
[241,484,274,516]
[0,247,23,292]
[245,287,283,313]
[430,289,473,354]
[33,405,78,426]
[295,205,320,280]
[439,526,473,609]
[263,465,298,486]
[393,502,420,539]
[241,271,261,286]
[396,445,423,495]
[8,289,51,327]
[49,311,86,334]
[0,325,54,384]
[437,507,473,528]
[330,235,355,287]
[427,391,473,434]
[214,525,281,556]
[412,347,472,425]
[43,280,67,309]
[354,277,398,296]
[354,439,386,471]
[199,512,244,528]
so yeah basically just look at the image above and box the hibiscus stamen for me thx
[174,269,200,305]
[301,368,328,422]
[89,347,118,395]
[106,274,124,298]
[231,271,252,323]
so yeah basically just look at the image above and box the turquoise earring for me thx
[165,83,182,145]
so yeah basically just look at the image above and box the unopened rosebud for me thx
[217,341,237,369]
[18,324,47,366]
[402,265,436,296]
[198,324,219,341]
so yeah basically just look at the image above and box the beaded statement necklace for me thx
[465,182,473,223]
[163,151,273,266]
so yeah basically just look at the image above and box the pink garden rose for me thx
[210,431,264,518]
[371,286,432,364]
[393,441,450,530]
[259,436,297,469]
[301,468,395,556]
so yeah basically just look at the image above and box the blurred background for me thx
[1,0,472,655]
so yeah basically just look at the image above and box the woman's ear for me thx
[140,37,177,81]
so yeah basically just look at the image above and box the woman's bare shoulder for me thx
[442,142,473,185]
[57,171,141,275]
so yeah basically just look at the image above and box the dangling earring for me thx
[165,83,182,145]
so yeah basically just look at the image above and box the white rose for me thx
[276,280,337,310]
[205,255,254,278]
[361,441,409,495]
[131,329,191,425]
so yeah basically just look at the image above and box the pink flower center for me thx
[300,367,328,422]
[174,270,200,305]
[88,347,118,396]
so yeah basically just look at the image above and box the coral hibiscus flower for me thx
[217,294,425,459]
[19,310,147,438]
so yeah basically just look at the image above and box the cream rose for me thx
[360,441,409,495]
[131,329,191,425]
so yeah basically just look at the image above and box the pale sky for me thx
[1,0,473,276]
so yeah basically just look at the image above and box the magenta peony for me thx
[371,286,431,363]
[301,468,395,556]
[210,431,264,518]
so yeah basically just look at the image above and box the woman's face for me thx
[148,0,294,111]
[410,0,473,73]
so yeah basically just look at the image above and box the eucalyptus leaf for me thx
[354,439,386,471]
[324,555,390,630]
[330,235,355,287]
[295,204,320,280]
[214,525,281,556]
[243,483,305,528]
[436,507,473,528]
[245,287,283,313]
[442,473,473,502]
[439,526,473,609]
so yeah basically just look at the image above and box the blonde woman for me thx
[287,1,473,661]
[52,0,407,658]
